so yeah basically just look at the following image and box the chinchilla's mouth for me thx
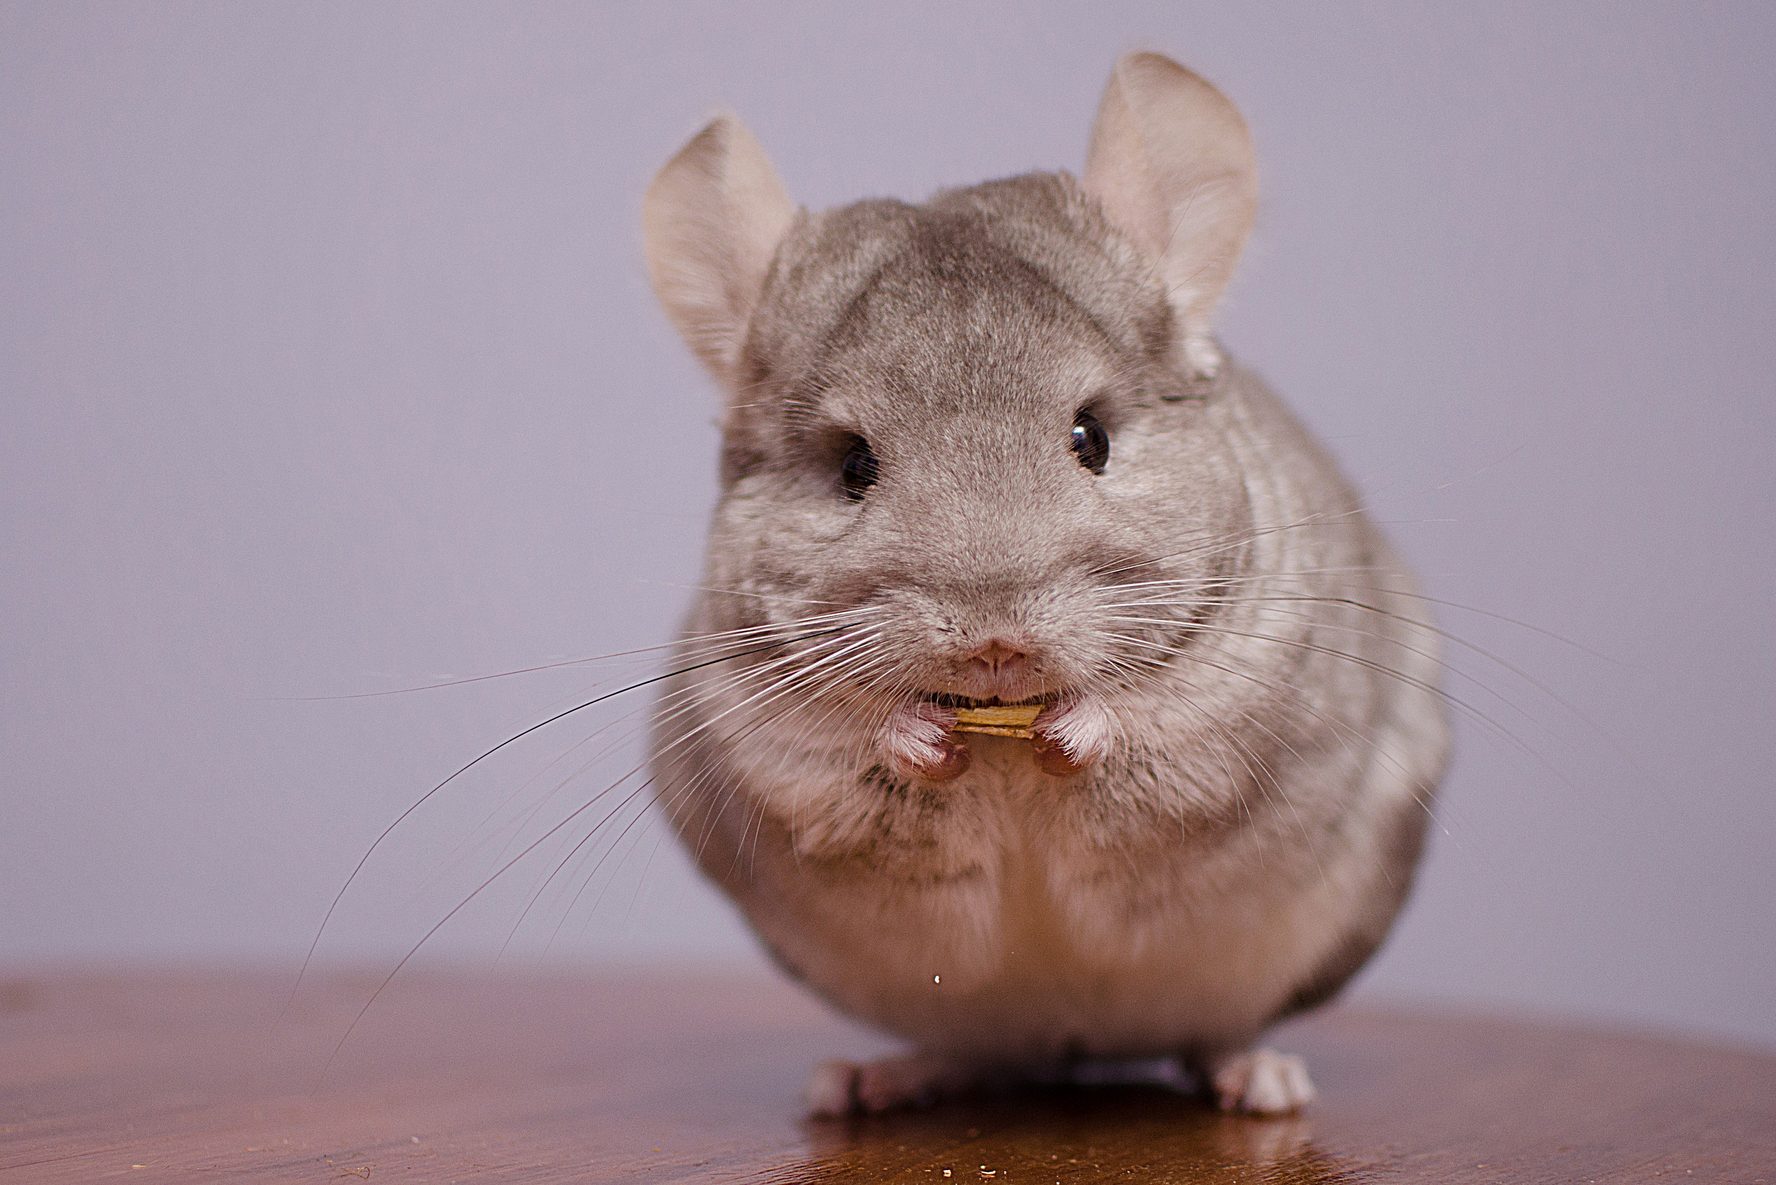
[922,691,1059,710]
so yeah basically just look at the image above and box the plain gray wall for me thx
[4,2,1773,1049]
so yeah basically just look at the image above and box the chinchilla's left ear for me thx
[643,114,797,386]
[1083,53,1257,380]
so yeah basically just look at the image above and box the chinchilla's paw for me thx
[1205,1047,1317,1115]
[805,1053,979,1118]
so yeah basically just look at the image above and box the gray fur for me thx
[643,54,1448,1112]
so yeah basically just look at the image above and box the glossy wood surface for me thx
[2,971,1771,1183]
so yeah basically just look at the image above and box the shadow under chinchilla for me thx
[777,1083,1358,1183]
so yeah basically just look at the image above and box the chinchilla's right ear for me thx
[1083,53,1257,381]
[643,114,797,384]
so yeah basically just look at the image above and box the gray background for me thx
[4,3,1772,1048]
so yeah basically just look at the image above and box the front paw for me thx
[881,700,970,782]
[1032,695,1114,776]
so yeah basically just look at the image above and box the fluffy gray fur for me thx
[643,53,1448,1117]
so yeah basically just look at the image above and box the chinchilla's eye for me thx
[839,435,878,500]
[1071,409,1110,474]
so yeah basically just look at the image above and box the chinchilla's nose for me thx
[953,633,1043,700]
[966,637,1030,681]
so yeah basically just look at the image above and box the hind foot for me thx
[1203,1047,1316,1115]
[805,1053,980,1118]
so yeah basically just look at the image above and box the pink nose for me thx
[967,638,1030,678]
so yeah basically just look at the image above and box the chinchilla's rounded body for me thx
[642,54,1448,1116]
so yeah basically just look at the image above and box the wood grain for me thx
[1,971,1771,1182]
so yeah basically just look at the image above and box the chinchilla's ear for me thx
[643,114,797,383]
[1083,53,1257,380]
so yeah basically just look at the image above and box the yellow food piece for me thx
[951,703,1042,739]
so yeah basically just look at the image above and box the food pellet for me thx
[951,703,1042,739]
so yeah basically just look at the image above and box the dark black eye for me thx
[1071,409,1109,474]
[839,435,878,500]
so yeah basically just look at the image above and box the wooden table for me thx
[2,971,1771,1182]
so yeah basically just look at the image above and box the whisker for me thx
[515,630,886,943]
[272,605,882,702]
[1108,617,1570,792]
[286,624,849,1009]
[482,630,872,871]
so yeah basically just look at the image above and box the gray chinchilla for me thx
[642,51,1448,1116]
